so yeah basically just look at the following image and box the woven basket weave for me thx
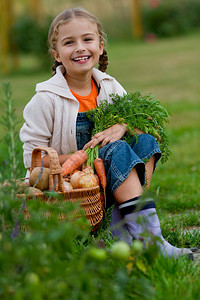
[18,146,103,228]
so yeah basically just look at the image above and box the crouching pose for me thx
[20,7,193,259]
[85,133,193,259]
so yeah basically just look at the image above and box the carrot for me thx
[94,158,107,190]
[61,150,88,177]
[94,158,107,208]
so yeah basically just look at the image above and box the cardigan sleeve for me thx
[97,77,127,105]
[19,92,54,168]
[110,78,127,97]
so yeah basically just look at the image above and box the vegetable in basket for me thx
[70,171,98,189]
[61,150,88,177]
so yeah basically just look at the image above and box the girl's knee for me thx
[99,140,134,166]
[100,140,129,156]
[138,133,157,144]
[138,134,159,149]
[112,140,132,155]
[131,134,161,160]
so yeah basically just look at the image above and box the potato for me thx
[29,167,50,190]
[24,187,43,195]
[17,181,30,194]
[2,179,11,188]
[0,180,12,192]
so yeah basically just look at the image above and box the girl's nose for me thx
[75,40,86,52]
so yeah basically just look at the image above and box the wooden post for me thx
[131,0,143,39]
[0,0,19,74]
[0,0,10,74]
[29,0,41,21]
[7,0,19,71]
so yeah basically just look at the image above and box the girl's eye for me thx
[65,41,73,45]
[84,38,93,42]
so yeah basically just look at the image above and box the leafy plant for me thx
[142,0,200,37]
[87,91,172,163]
[0,84,159,300]
[0,83,24,181]
[0,82,199,300]
[12,15,52,67]
[0,184,161,300]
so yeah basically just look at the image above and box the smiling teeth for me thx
[74,56,89,61]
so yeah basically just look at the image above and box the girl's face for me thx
[52,18,104,78]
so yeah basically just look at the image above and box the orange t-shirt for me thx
[70,79,97,112]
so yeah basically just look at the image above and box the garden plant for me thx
[0,30,200,299]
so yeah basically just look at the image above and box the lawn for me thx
[0,31,200,299]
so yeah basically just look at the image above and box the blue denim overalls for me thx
[76,112,161,208]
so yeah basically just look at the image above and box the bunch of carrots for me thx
[61,147,107,196]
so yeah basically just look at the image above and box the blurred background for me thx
[1,3,200,295]
[1,0,200,73]
[0,0,200,152]
[0,0,199,217]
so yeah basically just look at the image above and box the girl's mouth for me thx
[73,56,90,63]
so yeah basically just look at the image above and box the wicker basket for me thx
[18,146,103,228]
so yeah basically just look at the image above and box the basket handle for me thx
[30,146,64,192]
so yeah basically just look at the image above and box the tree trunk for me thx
[131,0,143,39]
[29,0,41,21]
[7,0,19,71]
[0,0,19,74]
[0,0,10,74]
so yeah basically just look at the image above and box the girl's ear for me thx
[52,49,62,63]
[99,41,104,55]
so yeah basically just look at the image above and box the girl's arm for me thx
[83,124,144,150]
[20,93,55,169]
[83,124,126,150]
[41,153,72,168]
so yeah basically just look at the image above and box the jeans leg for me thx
[130,134,161,170]
[99,135,161,198]
[99,140,145,195]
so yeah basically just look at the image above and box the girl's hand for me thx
[83,124,127,150]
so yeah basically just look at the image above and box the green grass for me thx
[1,31,200,116]
[107,32,200,103]
[0,32,200,299]
[0,31,199,236]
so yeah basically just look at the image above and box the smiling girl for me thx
[20,7,193,259]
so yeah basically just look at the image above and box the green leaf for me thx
[87,91,172,163]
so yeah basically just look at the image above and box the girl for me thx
[20,7,192,259]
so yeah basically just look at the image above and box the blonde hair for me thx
[48,7,108,75]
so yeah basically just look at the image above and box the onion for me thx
[70,171,98,189]
[63,181,73,192]
[70,171,82,189]
[82,166,94,174]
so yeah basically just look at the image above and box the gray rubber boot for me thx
[124,208,193,259]
[109,203,133,245]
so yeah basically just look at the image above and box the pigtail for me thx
[98,49,109,73]
[51,60,62,76]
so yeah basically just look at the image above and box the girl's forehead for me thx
[59,17,98,35]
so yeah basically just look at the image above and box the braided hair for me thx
[98,49,109,73]
[48,7,108,76]
[51,61,62,76]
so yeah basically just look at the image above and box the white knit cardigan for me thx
[20,65,126,169]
